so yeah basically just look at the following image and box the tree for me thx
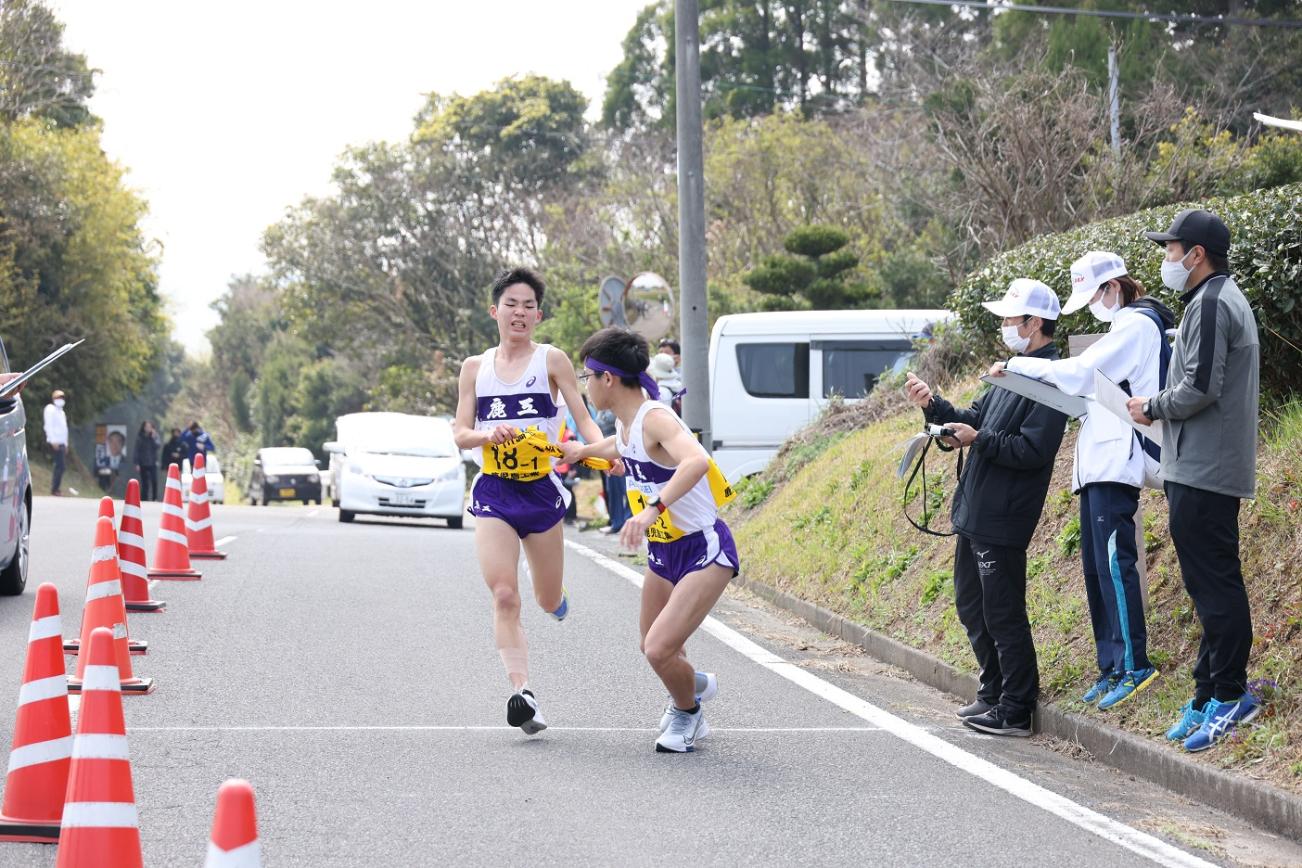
[0,0,96,127]
[743,224,871,309]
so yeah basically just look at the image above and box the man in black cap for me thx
[1127,208,1261,752]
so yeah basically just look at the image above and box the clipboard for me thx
[0,340,84,399]
[980,370,1089,419]
[1093,369,1164,439]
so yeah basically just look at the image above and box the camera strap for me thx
[902,435,962,537]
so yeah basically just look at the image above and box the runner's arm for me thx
[569,434,621,463]
[548,348,604,445]
[642,409,709,507]
[452,356,514,449]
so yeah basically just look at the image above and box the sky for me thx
[48,0,651,355]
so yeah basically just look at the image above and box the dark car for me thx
[249,447,322,506]
[0,334,32,595]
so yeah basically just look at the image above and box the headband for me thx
[585,357,660,399]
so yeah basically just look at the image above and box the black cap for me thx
[1144,209,1230,257]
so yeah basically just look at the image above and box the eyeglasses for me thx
[577,372,592,384]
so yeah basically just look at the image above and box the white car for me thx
[0,334,32,596]
[324,413,466,528]
[180,454,225,505]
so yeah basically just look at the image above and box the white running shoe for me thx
[659,672,718,733]
[656,705,707,753]
[507,688,547,735]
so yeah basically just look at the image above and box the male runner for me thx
[569,327,737,753]
[452,267,606,734]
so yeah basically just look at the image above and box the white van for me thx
[709,309,950,482]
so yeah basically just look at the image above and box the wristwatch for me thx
[646,495,668,514]
[1142,399,1154,419]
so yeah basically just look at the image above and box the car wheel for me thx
[339,509,355,523]
[446,516,464,530]
[0,495,31,596]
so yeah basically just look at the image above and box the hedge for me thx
[948,183,1302,398]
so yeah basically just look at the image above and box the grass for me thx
[731,391,1302,793]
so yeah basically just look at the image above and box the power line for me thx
[878,0,1302,30]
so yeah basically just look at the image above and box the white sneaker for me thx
[507,689,547,735]
[656,705,707,753]
[659,672,718,733]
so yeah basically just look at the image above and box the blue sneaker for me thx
[1082,673,1116,704]
[550,589,569,622]
[1165,700,1208,741]
[1098,667,1159,710]
[1184,695,1262,752]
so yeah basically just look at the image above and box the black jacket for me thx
[161,436,186,470]
[134,431,160,468]
[924,342,1068,549]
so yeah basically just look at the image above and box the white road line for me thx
[128,725,888,733]
[214,535,237,547]
[565,539,1214,868]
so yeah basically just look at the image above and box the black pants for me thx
[954,535,1038,718]
[138,465,158,501]
[1166,481,1253,704]
[51,444,66,493]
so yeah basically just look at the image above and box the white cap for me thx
[981,278,1060,320]
[1063,251,1128,314]
[647,352,677,381]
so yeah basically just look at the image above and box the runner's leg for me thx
[642,563,734,709]
[521,520,565,614]
[477,516,528,690]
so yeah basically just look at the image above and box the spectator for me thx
[1128,208,1261,752]
[595,407,629,535]
[992,252,1174,712]
[555,426,580,526]
[134,420,161,501]
[904,279,1068,737]
[657,338,681,371]
[43,389,68,496]
[161,427,186,473]
[648,352,683,410]
[181,421,216,464]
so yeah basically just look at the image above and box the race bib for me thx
[482,429,615,481]
[626,458,736,542]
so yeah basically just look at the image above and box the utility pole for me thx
[1108,42,1121,158]
[675,0,711,450]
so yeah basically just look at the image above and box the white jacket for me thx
[43,403,68,446]
[1007,306,1166,491]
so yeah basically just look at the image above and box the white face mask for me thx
[53,398,65,408]
[1001,323,1030,353]
[1160,249,1194,293]
[1089,291,1120,323]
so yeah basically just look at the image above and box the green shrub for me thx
[949,183,1302,398]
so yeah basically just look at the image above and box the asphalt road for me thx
[0,496,1298,867]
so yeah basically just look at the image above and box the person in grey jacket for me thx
[1128,208,1261,752]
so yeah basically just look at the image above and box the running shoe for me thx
[1165,700,1208,741]
[507,688,548,735]
[1081,672,1117,704]
[659,672,718,732]
[962,707,1032,737]
[1097,667,1159,710]
[956,698,995,720]
[1183,695,1262,753]
[550,588,569,622]
[656,706,707,753]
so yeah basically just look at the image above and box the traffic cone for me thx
[187,453,227,560]
[67,518,154,696]
[55,627,143,868]
[150,464,201,580]
[204,779,261,867]
[65,499,147,657]
[0,584,72,843]
[119,481,164,613]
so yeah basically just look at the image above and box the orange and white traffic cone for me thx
[55,626,143,868]
[187,453,227,560]
[119,481,164,613]
[204,779,261,867]
[149,464,201,580]
[65,499,147,657]
[0,583,72,843]
[67,518,154,696]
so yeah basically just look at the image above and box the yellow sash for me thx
[482,428,612,481]
[626,459,736,542]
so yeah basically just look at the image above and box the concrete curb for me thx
[734,574,1302,844]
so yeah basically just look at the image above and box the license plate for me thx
[391,493,416,506]
[279,487,296,497]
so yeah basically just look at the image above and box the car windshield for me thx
[261,447,315,466]
[363,443,455,459]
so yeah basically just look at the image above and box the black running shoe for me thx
[507,689,548,735]
[956,698,996,720]
[962,707,1031,737]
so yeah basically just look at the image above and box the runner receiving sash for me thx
[452,267,607,734]
[570,327,739,753]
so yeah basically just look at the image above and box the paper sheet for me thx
[1093,369,1164,439]
[0,340,84,399]
[980,370,1090,419]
